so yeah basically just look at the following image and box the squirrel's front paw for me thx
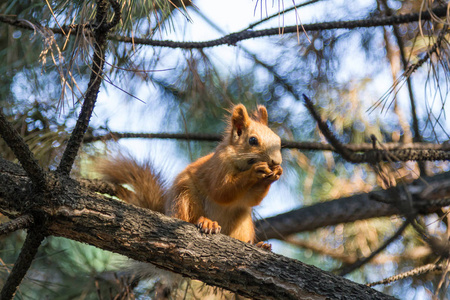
[196,216,221,234]
[252,162,273,179]
[266,165,283,181]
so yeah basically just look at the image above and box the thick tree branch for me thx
[0,158,394,300]
[255,171,450,240]
[0,228,46,300]
[57,0,120,175]
[0,109,47,188]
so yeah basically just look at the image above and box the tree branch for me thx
[255,171,450,240]
[379,0,425,174]
[0,109,47,188]
[0,158,395,300]
[84,131,450,152]
[107,6,449,48]
[0,228,46,300]
[0,7,447,49]
[302,95,450,163]
[57,0,120,175]
[367,263,444,287]
[0,215,34,237]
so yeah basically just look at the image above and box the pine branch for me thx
[255,171,450,240]
[379,0,424,174]
[0,215,34,237]
[84,131,450,152]
[0,109,47,188]
[367,263,444,287]
[0,228,46,300]
[0,158,395,300]
[0,7,447,49]
[109,6,448,48]
[302,95,450,162]
[57,0,120,175]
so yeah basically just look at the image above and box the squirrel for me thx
[99,104,283,249]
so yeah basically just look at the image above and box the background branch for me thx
[255,171,450,240]
[302,95,450,163]
[339,218,412,276]
[84,131,450,151]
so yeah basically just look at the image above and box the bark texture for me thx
[0,158,395,300]
[256,171,450,240]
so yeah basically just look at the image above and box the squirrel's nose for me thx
[270,153,282,166]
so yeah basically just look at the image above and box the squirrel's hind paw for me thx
[196,216,221,234]
[255,241,272,251]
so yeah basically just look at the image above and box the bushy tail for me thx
[98,155,166,213]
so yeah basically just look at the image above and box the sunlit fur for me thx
[165,104,282,242]
[101,104,282,244]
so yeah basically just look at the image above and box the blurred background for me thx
[1,0,450,299]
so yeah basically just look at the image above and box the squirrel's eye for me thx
[249,137,259,146]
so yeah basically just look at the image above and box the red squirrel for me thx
[100,104,282,248]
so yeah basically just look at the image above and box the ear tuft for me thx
[252,105,268,125]
[232,104,251,135]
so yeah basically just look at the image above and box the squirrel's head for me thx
[227,104,282,171]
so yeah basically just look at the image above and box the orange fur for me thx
[101,104,282,244]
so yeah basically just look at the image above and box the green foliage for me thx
[1,0,450,298]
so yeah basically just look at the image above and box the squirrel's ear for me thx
[252,105,268,125]
[231,104,251,136]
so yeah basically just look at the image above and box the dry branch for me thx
[0,157,394,300]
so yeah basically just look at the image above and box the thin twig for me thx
[0,228,46,300]
[339,218,412,276]
[0,109,47,188]
[0,215,34,237]
[302,95,450,163]
[379,0,425,174]
[246,0,324,30]
[367,263,444,287]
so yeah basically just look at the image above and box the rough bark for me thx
[256,171,450,240]
[0,158,394,300]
